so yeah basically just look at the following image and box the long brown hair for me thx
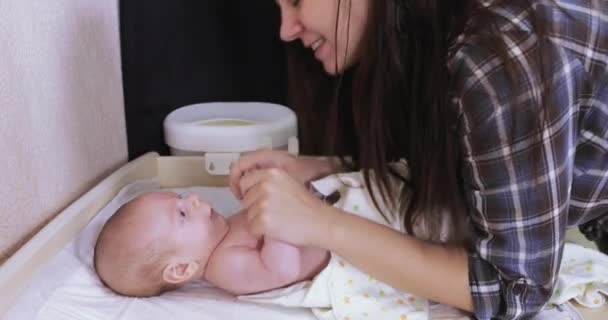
[287,0,551,244]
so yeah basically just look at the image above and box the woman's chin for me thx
[322,60,342,76]
[324,67,337,75]
[320,56,353,76]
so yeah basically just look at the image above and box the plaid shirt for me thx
[448,0,608,319]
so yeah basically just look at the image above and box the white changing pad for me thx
[2,179,317,320]
[2,179,468,320]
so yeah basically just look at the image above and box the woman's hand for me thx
[239,168,333,247]
[229,149,336,199]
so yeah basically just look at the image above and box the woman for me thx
[229,0,608,318]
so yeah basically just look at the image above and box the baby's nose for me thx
[185,194,201,208]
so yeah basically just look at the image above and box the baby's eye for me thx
[179,210,186,218]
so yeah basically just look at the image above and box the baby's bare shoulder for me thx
[219,214,260,249]
[204,235,265,292]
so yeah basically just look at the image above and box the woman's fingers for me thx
[229,159,252,199]
[239,169,270,197]
[247,209,266,237]
[241,169,285,237]
[238,167,326,246]
[240,181,266,212]
[244,198,268,235]
[228,159,254,198]
[228,150,276,198]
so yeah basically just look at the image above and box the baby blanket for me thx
[240,171,430,320]
[550,243,608,308]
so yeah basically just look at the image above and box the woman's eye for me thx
[290,0,300,7]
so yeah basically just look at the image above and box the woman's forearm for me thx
[316,205,474,312]
[295,156,344,181]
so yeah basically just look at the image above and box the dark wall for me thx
[120,0,288,159]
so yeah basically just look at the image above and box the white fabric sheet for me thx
[2,179,316,320]
[2,179,467,320]
[550,243,608,308]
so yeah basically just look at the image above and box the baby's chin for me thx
[210,209,228,230]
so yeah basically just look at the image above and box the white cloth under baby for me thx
[549,243,608,308]
[3,179,316,320]
[240,171,430,320]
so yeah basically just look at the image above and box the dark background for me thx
[120,0,288,160]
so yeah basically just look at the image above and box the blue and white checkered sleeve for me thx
[452,35,577,319]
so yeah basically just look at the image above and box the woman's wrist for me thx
[296,156,340,182]
[308,203,345,249]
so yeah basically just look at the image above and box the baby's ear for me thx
[162,261,200,284]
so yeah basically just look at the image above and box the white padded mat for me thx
[2,179,317,320]
[2,179,468,320]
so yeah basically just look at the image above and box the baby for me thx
[93,191,329,297]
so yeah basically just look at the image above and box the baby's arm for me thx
[260,237,302,282]
[212,237,301,295]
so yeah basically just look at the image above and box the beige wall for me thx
[0,0,127,263]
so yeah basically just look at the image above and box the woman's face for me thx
[276,0,369,75]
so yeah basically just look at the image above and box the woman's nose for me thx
[279,6,303,42]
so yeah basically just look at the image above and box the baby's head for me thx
[94,192,229,297]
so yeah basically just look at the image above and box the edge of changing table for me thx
[3,153,607,320]
[0,152,160,314]
[0,153,230,315]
